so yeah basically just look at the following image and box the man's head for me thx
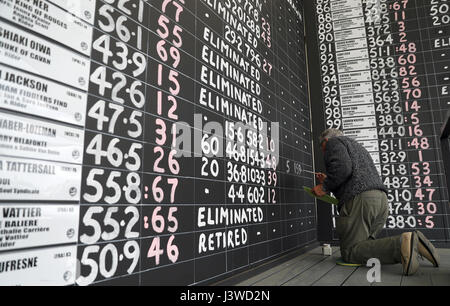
[319,128,344,152]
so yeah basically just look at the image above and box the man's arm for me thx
[323,138,352,192]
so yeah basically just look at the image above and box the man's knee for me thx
[341,244,368,264]
[341,249,351,263]
[340,246,357,264]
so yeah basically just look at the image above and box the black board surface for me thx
[0,0,316,285]
[442,110,450,199]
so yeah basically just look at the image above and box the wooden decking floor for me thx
[220,247,450,286]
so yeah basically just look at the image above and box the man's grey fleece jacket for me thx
[322,136,388,210]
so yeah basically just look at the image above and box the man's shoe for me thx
[401,232,419,276]
[415,230,440,267]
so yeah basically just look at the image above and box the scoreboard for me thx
[306,0,450,242]
[1,0,449,286]
[0,0,315,285]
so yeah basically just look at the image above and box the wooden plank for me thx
[429,268,450,286]
[401,248,450,286]
[430,249,450,286]
[419,249,450,286]
[312,264,358,286]
[236,247,450,287]
[401,268,433,286]
[235,247,322,286]
[437,248,450,256]
[372,248,450,286]
[253,254,325,286]
[435,248,450,267]
[283,250,342,286]
[368,263,402,286]
[342,266,372,286]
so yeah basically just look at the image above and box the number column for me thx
[315,0,340,237]
[389,0,444,236]
[316,0,342,131]
[141,0,197,285]
[78,0,148,286]
[260,2,283,258]
[365,0,411,232]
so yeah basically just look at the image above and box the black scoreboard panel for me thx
[443,111,450,198]
[0,0,316,285]
[305,0,450,243]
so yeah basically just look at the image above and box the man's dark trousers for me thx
[336,190,402,264]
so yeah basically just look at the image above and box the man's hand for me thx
[315,173,327,184]
[312,184,326,197]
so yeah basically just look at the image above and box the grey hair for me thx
[319,128,344,144]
